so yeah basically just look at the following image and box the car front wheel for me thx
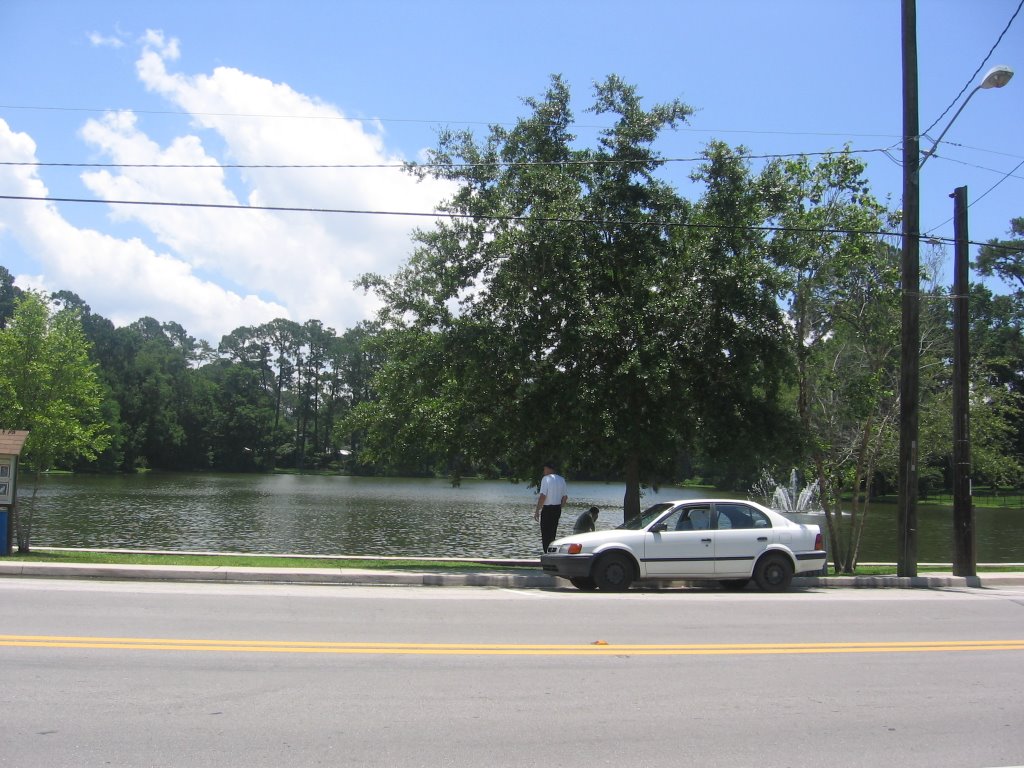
[753,553,794,592]
[593,552,634,592]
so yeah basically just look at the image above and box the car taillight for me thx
[567,543,583,555]
[814,533,823,550]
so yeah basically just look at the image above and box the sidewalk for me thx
[2,555,1024,589]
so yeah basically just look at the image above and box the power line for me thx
[927,154,1024,180]
[925,157,1024,234]
[0,147,896,171]
[0,102,905,142]
[0,191,911,242]
[3,192,1018,254]
[921,0,1024,138]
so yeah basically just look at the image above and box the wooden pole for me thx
[951,186,975,576]
[898,0,920,577]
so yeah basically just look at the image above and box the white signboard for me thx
[0,458,13,504]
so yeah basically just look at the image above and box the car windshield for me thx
[618,502,674,530]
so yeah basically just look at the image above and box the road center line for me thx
[2,635,1023,656]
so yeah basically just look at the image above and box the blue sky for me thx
[1,0,1022,343]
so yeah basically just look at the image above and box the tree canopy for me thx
[0,291,109,550]
[0,76,1021,548]
[354,75,795,519]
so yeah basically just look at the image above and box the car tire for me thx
[570,577,597,591]
[593,552,634,592]
[753,553,794,592]
[719,578,750,591]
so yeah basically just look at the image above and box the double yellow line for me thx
[2,635,1024,656]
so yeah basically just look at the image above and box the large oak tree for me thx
[353,75,792,520]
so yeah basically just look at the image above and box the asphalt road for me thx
[2,577,1023,768]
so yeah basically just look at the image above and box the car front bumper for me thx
[540,553,595,579]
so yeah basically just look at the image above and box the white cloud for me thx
[87,31,125,49]
[0,32,455,343]
[0,119,288,341]
[140,29,179,61]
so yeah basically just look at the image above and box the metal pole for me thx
[951,186,975,576]
[898,0,920,577]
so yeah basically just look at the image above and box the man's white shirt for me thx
[539,473,567,505]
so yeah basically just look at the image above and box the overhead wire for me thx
[0,102,904,142]
[914,0,1024,238]
[920,0,1023,139]
[925,157,1024,234]
[1,78,1016,252]
[5,192,1017,254]
[0,147,896,171]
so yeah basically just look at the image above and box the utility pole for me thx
[898,0,920,577]
[951,186,975,576]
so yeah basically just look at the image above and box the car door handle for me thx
[757,536,768,542]
[701,538,712,543]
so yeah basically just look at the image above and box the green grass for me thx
[6,549,519,571]
[824,564,1023,575]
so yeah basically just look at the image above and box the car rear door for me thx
[712,502,773,577]
[643,504,716,577]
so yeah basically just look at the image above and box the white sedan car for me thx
[540,499,826,592]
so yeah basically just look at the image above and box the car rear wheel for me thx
[593,552,634,592]
[719,578,750,591]
[570,577,597,591]
[753,553,794,592]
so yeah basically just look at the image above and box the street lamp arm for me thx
[919,86,981,168]
[920,65,1014,168]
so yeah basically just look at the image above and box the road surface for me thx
[2,577,1023,767]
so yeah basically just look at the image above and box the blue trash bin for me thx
[0,508,9,556]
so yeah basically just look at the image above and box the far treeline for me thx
[1,76,1022,570]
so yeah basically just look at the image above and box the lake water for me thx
[14,473,1024,562]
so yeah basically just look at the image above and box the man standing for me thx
[535,461,568,553]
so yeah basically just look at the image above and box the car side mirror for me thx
[651,523,668,533]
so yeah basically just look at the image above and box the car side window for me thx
[681,506,711,531]
[659,509,685,531]
[715,503,771,530]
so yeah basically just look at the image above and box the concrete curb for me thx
[1,560,1023,589]
[0,561,561,588]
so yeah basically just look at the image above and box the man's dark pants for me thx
[540,504,562,552]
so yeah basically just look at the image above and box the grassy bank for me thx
[5,549,520,571]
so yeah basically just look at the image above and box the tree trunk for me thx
[14,470,41,553]
[622,453,641,524]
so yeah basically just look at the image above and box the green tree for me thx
[977,216,1024,293]
[331,321,385,474]
[195,358,275,471]
[917,281,1024,493]
[967,285,1024,475]
[0,265,22,328]
[0,292,109,551]
[766,151,902,572]
[49,290,126,471]
[354,75,792,519]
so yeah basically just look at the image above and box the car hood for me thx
[550,528,640,548]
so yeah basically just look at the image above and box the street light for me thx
[921,65,1015,167]
[898,46,1014,577]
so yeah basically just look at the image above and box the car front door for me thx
[643,504,716,577]
[712,502,774,577]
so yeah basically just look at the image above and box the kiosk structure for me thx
[0,430,29,556]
